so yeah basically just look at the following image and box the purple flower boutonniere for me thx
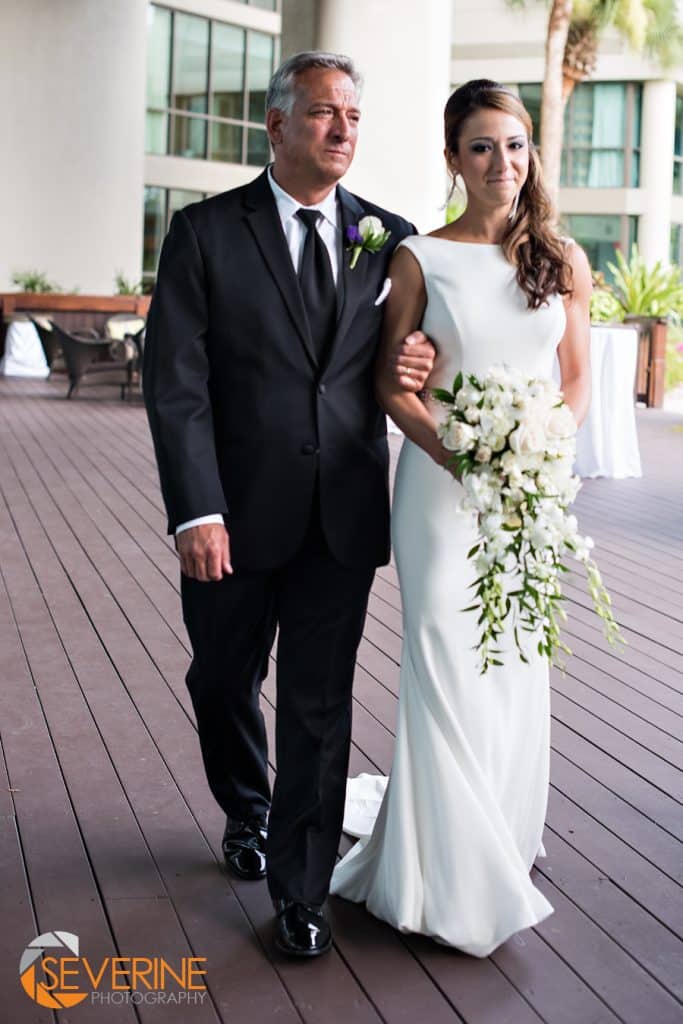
[346,215,392,270]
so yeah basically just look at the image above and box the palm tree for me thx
[541,0,573,214]
[508,0,683,210]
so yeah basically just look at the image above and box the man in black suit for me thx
[144,51,433,957]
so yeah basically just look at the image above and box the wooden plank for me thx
[0,410,302,1023]
[0,499,136,1024]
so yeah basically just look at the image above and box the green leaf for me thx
[452,371,464,394]
[431,388,454,404]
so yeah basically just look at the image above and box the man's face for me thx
[268,68,360,187]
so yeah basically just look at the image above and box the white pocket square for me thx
[374,278,392,306]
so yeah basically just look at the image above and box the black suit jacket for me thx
[143,169,414,570]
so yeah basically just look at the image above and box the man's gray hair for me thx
[266,51,362,114]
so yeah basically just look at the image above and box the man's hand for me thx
[176,523,232,581]
[392,331,436,392]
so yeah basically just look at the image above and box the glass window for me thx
[212,23,245,121]
[567,83,626,187]
[145,6,171,154]
[671,224,681,265]
[142,187,206,286]
[564,213,637,281]
[143,187,166,275]
[210,121,244,163]
[172,13,209,117]
[247,127,271,167]
[168,189,203,220]
[171,111,207,159]
[247,31,274,124]
[146,5,277,166]
[673,92,683,194]
[517,84,541,144]
[516,82,641,188]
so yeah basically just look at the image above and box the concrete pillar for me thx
[639,80,676,267]
[314,0,452,231]
[0,0,147,293]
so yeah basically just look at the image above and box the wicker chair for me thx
[48,321,136,399]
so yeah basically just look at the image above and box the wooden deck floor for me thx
[0,376,681,1024]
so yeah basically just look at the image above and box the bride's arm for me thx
[375,247,446,466]
[558,242,592,427]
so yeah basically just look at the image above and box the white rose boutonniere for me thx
[346,215,392,270]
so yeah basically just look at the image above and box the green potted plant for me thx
[602,245,683,408]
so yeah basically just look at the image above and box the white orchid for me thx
[431,366,623,672]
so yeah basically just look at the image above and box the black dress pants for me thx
[181,502,375,906]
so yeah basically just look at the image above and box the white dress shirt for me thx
[176,168,342,536]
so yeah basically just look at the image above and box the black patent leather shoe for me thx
[222,815,267,881]
[274,900,332,958]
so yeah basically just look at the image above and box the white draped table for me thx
[0,320,49,378]
[575,324,642,479]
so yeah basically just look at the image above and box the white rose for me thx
[529,378,556,400]
[474,444,492,463]
[501,450,520,474]
[479,408,515,442]
[358,215,383,240]
[464,405,480,424]
[441,419,476,452]
[509,421,546,456]
[485,364,509,386]
[455,383,481,411]
[545,405,577,441]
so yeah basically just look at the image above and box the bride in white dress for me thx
[330,81,592,956]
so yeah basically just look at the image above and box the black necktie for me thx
[296,208,337,362]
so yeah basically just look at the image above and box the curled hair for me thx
[266,51,362,114]
[444,79,572,309]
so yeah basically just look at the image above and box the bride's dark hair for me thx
[444,79,572,309]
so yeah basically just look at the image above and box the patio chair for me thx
[48,320,136,399]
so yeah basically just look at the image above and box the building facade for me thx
[1,0,682,293]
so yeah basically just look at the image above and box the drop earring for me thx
[446,172,466,215]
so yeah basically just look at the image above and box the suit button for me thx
[318,384,327,395]
[301,442,316,455]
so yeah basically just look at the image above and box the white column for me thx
[315,0,452,231]
[639,80,676,267]
[0,0,147,294]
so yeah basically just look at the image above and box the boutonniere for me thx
[346,216,391,270]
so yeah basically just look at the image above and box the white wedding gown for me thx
[330,235,568,957]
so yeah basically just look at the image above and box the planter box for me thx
[0,293,151,356]
[623,316,667,409]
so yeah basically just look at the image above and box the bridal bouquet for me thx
[433,365,623,673]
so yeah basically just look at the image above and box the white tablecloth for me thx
[575,325,642,479]
[0,321,49,378]
[389,324,642,479]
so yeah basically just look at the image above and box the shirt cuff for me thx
[175,514,225,535]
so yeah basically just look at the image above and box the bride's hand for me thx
[430,439,462,480]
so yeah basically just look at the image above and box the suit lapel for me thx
[328,186,371,364]
[243,171,318,369]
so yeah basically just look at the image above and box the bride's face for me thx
[448,108,530,212]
